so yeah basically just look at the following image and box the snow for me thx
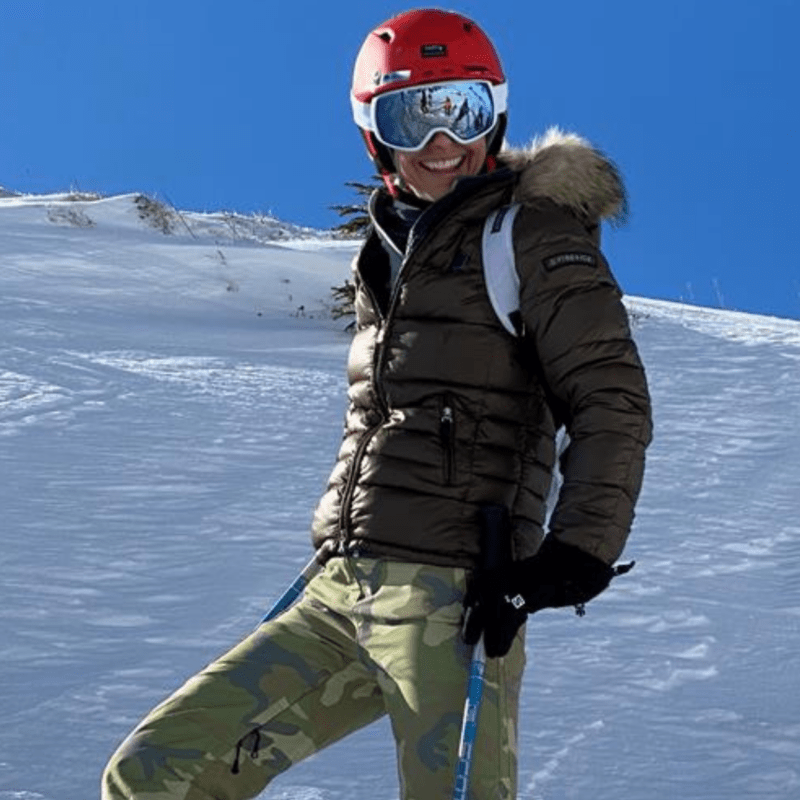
[1,192,799,799]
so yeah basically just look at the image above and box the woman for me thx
[103,9,652,800]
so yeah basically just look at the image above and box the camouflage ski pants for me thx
[102,557,526,800]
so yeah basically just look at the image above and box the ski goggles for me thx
[354,80,507,152]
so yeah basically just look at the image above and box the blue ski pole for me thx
[453,637,487,800]
[453,505,512,800]
[259,541,335,625]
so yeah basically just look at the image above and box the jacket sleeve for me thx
[514,203,653,564]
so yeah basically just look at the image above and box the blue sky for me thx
[2,0,798,319]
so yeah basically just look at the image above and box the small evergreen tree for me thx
[329,178,381,237]
[330,279,356,330]
[328,178,382,328]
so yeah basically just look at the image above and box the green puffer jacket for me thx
[311,130,652,568]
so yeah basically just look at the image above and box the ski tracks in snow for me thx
[0,313,353,795]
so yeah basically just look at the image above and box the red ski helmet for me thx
[351,9,508,175]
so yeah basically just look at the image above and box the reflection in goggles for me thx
[373,81,496,151]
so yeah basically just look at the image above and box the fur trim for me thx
[498,127,628,226]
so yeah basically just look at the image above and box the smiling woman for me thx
[101,9,652,800]
[350,9,508,198]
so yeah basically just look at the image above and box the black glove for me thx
[462,536,633,658]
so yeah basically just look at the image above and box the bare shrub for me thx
[134,194,176,234]
[47,206,96,228]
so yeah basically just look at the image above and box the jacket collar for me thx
[368,128,627,255]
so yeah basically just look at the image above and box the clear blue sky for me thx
[2,1,798,319]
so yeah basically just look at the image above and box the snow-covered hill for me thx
[2,192,799,800]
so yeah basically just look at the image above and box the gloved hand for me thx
[462,536,633,658]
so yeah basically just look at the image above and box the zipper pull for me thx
[441,405,454,428]
[440,405,454,444]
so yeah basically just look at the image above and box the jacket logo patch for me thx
[543,252,597,271]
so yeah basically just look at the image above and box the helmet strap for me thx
[381,171,399,197]
[359,130,399,196]
[362,130,395,172]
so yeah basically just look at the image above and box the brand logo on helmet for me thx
[421,44,447,58]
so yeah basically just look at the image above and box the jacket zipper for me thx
[337,193,470,545]
[337,283,393,546]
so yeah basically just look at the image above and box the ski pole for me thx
[453,637,487,800]
[259,541,336,625]
[453,505,513,800]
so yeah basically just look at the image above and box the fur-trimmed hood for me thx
[497,128,628,226]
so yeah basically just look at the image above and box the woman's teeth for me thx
[422,156,464,172]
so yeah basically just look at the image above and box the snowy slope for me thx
[1,193,799,800]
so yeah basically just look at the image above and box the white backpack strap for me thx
[482,202,523,336]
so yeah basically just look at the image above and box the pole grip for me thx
[477,504,513,572]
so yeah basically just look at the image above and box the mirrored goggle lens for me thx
[373,81,496,151]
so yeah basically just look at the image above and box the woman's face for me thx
[394,132,488,202]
